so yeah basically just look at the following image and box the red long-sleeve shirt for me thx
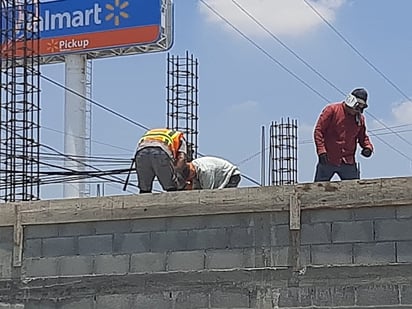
[314,102,374,166]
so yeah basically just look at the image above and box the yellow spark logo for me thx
[47,39,59,52]
[105,0,129,26]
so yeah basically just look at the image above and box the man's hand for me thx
[318,153,328,165]
[361,148,372,158]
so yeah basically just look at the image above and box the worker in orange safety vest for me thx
[135,128,187,193]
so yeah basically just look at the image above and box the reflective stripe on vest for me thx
[139,129,182,157]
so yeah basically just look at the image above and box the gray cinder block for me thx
[332,221,373,243]
[151,231,188,252]
[130,252,166,273]
[311,244,352,265]
[42,237,76,257]
[167,250,204,271]
[94,254,129,274]
[301,223,331,245]
[22,257,59,277]
[397,241,412,263]
[187,229,227,250]
[205,248,255,269]
[58,256,93,276]
[113,232,150,254]
[78,234,113,255]
[375,219,412,241]
[354,242,395,264]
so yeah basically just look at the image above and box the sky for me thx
[38,0,412,199]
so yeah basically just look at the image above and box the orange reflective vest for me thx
[139,128,184,158]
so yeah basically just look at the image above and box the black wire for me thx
[205,0,412,162]
[0,148,136,186]
[40,73,150,131]
[41,74,262,187]
[303,0,412,149]
[3,137,138,192]
[42,125,133,153]
[39,143,134,189]
[303,0,411,101]
[39,152,131,162]
[198,0,330,103]
[233,0,412,151]
[232,0,343,97]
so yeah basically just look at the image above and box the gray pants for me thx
[135,147,177,193]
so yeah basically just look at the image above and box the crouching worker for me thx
[135,128,187,193]
[179,156,241,190]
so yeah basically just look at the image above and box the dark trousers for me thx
[135,147,177,193]
[314,162,359,182]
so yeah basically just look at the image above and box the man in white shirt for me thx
[179,156,241,190]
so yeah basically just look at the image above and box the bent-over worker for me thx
[135,128,187,193]
[179,156,241,190]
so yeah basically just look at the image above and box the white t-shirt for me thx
[191,156,240,189]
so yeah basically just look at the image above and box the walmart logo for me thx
[105,0,130,26]
[22,0,131,34]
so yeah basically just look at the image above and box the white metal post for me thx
[63,54,87,198]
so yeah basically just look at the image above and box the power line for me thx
[32,140,135,193]
[300,124,412,145]
[199,0,330,103]
[368,132,412,162]
[231,0,343,97]
[302,0,412,149]
[43,126,133,153]
[218,0,412,160]
[370,123,412,132]
[237,127,412,168]
[41,74,262,188]
[40,73,150,132]
[364,111,412,148]
[39,143,136,192]
[303,0,412,103]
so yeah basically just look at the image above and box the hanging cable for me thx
[40,73,150,131]
[205,0,412,162]
[302,0,412,149]
[41,74,262,187]
[231,0,344,97]
[199,0,330,103]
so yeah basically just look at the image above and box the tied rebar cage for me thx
[268,118,298,186]
[0,0,40,202]
[166,51,199,161]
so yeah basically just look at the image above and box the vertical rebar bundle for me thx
[0,0,40,201]
[166,51,199,161]
[268,118,298,185]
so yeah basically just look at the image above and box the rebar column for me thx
[166,51,199,161]
[0,0,40,202]
[268,118,298,185]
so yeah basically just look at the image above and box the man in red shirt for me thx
[314,88,374,182]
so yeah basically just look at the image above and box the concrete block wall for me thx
[22,213,262,277]
[20,205,412,279]
[300,205,412,265]
[0,176,410,308]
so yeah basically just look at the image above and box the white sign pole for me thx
[63,54,87,198]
